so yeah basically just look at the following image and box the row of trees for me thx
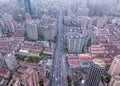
[26,56,40,63]
[67,75,72,86]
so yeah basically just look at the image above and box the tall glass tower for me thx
[24,0,32,15]
[17,0,24,8]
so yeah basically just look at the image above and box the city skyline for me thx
[0,0,120,86]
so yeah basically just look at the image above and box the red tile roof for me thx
[0,69,9,75]
[80,57,93,61]
[44,78,49,85]
[13,73,22,79]
[69,61,80,66]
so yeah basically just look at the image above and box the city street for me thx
[50,2,68,86]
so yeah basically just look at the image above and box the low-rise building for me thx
[43,78,49,86]
[79,53,92,68]
[43,47,54,55]
[0,69,10,78]
[90,44,105,57]
[8,78,21,86]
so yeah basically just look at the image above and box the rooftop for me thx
[113,75,120,81]
[93,58,106,68]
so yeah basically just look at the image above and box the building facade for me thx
[26,20,38,40]
[67,29,85,53]
[24,0,32,15]
[108,55,120,76]
[4,52,17,70]
[2,13,15,32]
[85,59,105,86]
[39,14,56,40]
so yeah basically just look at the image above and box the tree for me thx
[87,37,92,48]
[105,65,110,71]
[65,48,68,53]
[102,75,111,83]
[16,55,26,61]
[31,56,39,63]
[39,51,44,56]
[26,56,40,63]
[67,75,72,86]
[39,80,43,86]
[6,31,12,37]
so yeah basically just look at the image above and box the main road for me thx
[50,1,68,86]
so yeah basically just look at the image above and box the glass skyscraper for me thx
[24,0,32,15]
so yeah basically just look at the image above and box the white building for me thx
[67,29,85,53]
[67,26,88,53]
[2,13,15,32]
[26,20,38,40]
[67,35,85,53]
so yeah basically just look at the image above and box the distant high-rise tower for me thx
[85,59,105,86]
[24,0,32,15]
[17,0,24,8]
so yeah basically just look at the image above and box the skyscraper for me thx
[17,0,24,8]
[22,68,39,86]
[26,20,38,40]
[24,0,32,15]
[108,55,120,76]
[85,59,105,86]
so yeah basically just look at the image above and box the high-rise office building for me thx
[24,0,32,15]
[85,59,105,86]
[26,20,38,40]
[109,75,120,86]
[22,68,39,86]
[108,55,120,76]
